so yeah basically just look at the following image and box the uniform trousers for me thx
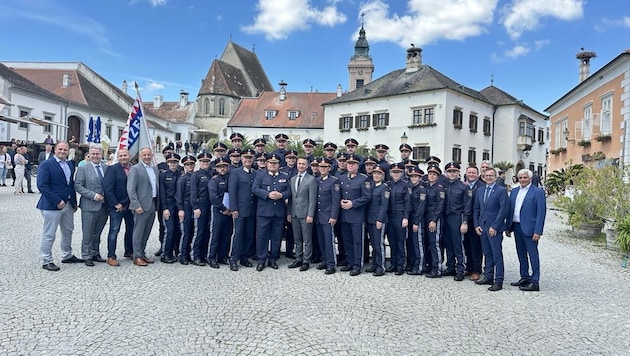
[230,215,255,265]
[161,206,181,259]
[191,201,210,261]
[208,209,233,262]
[316,222,336,269]
[387,213,406,271]
[341,222,364,271]
[256,216,284,264]
[444,214,466,274]
[425,218,442,274]
[178,205,194,261]
[367,223,386,273]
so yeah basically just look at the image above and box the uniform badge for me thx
[364,181,371,189]
[279,179,287,183]
[420,193,426,201]
[439,191,445,199]
[407,187,412,194]
[467,189,473,197]
[384,190,390,199]
[334,183,340,191]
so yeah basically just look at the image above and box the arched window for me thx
[204,98,210,115]
[218,98,226,116]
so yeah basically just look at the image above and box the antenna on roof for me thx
[360,12,365,26]
[252,43,256,53]
[490,74,494,86]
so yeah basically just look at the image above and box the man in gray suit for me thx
[287,157,318,271]
[38,143,54,163]
[127,147,159,267]
[74,145,109,266]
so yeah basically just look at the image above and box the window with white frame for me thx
[288,111,299,120]
[601,95,612,134]
[583,105,592,140]
[412,107,435,125]
[412,109,422,125]
[43,114,53,133]
[339,116,352,130]
[424,108,434,124]
[356,114,369,129]
[373,112,389,127]
[265,110,276,120]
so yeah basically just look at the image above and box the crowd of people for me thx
[35,133,547,292]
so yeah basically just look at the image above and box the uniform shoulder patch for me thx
[420,193,426,201]
[384,190,390,199]
[407,187,412,194]
[364,181,371,189]
[334,183,340,191]
[467,189,473,197]
[439,191,445,199]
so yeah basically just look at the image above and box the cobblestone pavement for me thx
[0,185,629,355]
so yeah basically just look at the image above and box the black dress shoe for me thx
[340,266,353,272]
[373,270,385,277]
[62,255,84,263]
[519,282,540,291]
[475,277,493,285]
[179,258,189,265]
[256,263,265,271]
[488,283,503,291]
[425,272,441,278]
[190,260,206,266]
[510,278,530,287]
[407,270,422,275]
[395,269,404,276]
[268,261,278,269]
[385,265,396,273]
[85,259,94,267]
[92,255,106,263]
[349,269,361,276]
[288,260,302,269]
[161,257,177,264]
[365,265,376,273]
[299,263,310,271]
[442,270,456,276]
[325,268,336,275]
[240,260,253,268]
[208,261,219,268]
[317,263,327,270]
[230,264,238,271]
[454,273,465,281]
[42,263,60,271]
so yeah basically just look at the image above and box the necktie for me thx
[95,165,103,182]
[484,186,491,202]
[297,174,302,190]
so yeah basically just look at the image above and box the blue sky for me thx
[1,0,629,113]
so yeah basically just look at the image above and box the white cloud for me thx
[146,81,165,91]
[595,16,630,32]
[357,0,498,48]
[501,0,584,40]
[242,0,347,40]
[149,0,167,6]
[505,44,530,58]
[534,39,549,50]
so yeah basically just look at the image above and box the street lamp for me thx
[400,131,408,144]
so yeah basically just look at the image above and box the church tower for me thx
[348,22,374,92]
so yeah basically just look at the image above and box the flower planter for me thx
[572,222,604,239]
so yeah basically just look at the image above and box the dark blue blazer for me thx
[102,163,130,210]
[228,167,258,217]
[36,158,77,210]
[473,184,509,233]
[508,185,546,236]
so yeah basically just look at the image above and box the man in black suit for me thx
[102,149,134,266]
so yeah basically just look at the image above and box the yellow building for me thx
[546,49,630,172]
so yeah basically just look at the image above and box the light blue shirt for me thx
[143,162,157,198]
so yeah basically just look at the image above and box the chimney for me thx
[179,90,189,108]
[405,44,422,73]
[279,80,287,101]
[154,95,163,108]
[336,84,343,97]
[122,80,128,94]
[62,74,71,87]
[576,48,597,83]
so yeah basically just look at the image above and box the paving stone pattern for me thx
[0,187,629,355]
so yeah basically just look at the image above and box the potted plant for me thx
[556,165,611,239]
[599,165,630,250]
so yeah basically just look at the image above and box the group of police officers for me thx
[156,132,487,280]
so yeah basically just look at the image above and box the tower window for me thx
[356,79,364,88]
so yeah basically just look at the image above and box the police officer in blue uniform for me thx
[398,143,412,164]
[252,153,291,271]
[374,144,390,177]
[207,157,232,268]
[365,166,389,276]
[344,138,365,173]
[175,154,196,264]
[158,152,181,263]
[338,154,371,276]
[190,152,213,266]
[442,162,472,281]
[228,148,257,271]
[386,162,411,275]
[424,164,445,278]
[333,152,348,265]
[227,148,242,171]
[322,142,338,175]
[230,132,244,149]
[211,142,228,171]
[252,138,267,170]
[280,149,298,258]
[407,166,427,275]
[315,158,340,275]
[155,146,179,256]
[271,133,289,167]
[303,138,316,173]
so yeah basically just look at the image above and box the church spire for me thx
[348,19,374,92]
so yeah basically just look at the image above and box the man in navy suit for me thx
[507,169,546,292]
[37,141,82,271]
[473,167,509,291]
[102,149,134,266]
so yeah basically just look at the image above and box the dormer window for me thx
[265,110,277,120]
[288,111,299,120]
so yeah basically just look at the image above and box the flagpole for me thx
[134,82,157,166]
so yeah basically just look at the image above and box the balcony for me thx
[516,135,533,151]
